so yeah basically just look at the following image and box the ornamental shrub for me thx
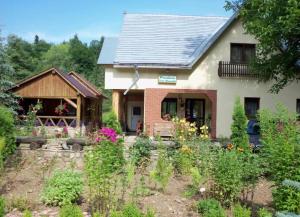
[129,136,151,166]
[41,169,83,206]
[231,97,249,150]
[212,150,244,206]
[0,106,16,158]
[197,199,226,217]
[0,196,5,217]
[103,111,122,134]
[259,105,300,213]
[233,203,251,217]
[59,205,83,217]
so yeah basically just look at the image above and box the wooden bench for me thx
[153,122,174,138]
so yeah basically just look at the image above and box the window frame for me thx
[297,99,300,119]
[161,98,177,119]
[230,43,256,64]
[244,97,260,120]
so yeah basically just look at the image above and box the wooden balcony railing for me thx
[19,115,77,127]
[218,61,259,78]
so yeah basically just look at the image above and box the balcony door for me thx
[185,99,205,128]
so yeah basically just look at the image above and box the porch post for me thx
[112,90,121,120]
[76,95,81,128]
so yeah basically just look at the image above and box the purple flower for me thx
[98,127,118,143]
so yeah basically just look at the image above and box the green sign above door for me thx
[158,75,177,84]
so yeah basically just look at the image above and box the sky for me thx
[0,0,233,44]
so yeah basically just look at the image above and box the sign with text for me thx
[158,75,177,84]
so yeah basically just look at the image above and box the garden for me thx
[0,97,300,217]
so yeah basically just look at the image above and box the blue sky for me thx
[1,0,232,43]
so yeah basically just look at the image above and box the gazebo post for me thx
[76,95,81,128]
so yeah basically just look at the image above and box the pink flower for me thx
[96,127,118,143]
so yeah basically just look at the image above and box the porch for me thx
[113,88,217,138]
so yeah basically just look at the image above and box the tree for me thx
[225,0,300,93]
[231,97,249,150]
[0,32,19,112]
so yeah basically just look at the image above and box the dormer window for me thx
[230,43,255,64]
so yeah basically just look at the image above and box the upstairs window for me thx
[161,98,177,120]
[231,43,255,63]
[244,97,260,119]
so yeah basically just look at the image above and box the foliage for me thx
[5,196,31,212]
[150,142,173,192]
[258,208,273,217]
[110,203,155,217]
[84,139,125,214]
[225,0,300,93]
[197,198,226,217]
[103,111,122,134]
[0,196,5,217]
[231,97,249,150]
[173,145,195,175]
[59,205,83,217]
[22,210,33,217]
[23,102,42,135]
[233,203,251,217]
[129,136,151,166]
[212,149,244,206]
[41,169,83,206]
[259,104,300,213]
[0,32,19,113]
[0,106,16,158]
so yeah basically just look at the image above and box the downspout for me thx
[124,65,140,95]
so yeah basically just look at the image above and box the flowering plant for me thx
[55,103,69,115]
[95,127,118,143]
[172,117,197,144]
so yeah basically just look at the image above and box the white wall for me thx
[104,19,300,137]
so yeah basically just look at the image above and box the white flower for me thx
[199,187,206,193]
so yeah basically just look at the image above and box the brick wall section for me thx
[144,88,217,138]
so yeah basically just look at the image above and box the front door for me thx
[127,102,144,131]
[185,99,205,128]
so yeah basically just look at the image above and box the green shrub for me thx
[0,106,16,158]
[258,208,272,217]
[259,105,300,213]
[110,204,155,217]
[0,196,5,217]
[197,199,226,217]
[212,150,244,206]
[41,169,83,206]
[22,210,33,217]
[233,204,251,217]
[59,205,83,217]
[129,136,151,166]
[103,111,122,134]
[231,97,249,150]
[150,143,173,191]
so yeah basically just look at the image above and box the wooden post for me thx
[112,90,121,120]
[76,95,81,128]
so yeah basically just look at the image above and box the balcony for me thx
[218,61,259,78]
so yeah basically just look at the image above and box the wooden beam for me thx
[76,95,81,128]
[63,98,77,109]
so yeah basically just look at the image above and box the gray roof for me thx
[97,37,118,65]
[98,13,237,68]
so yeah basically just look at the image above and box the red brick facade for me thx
[144,88,217,138]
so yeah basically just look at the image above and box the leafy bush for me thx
[212,150,244,206]
[197,199,226,217]
[233,204,251,217]
[22,210,33,217]
[259,105,300,213]
[258,208,272,217]
[129,136,151,166]
[173,146,194,175]
[41,169,83,206]
[0,106,16,158]
[59,205,83,217]
[231,97,249,150]
[84,139,125,214]
[0,196,5,217]
[150,143,173,191]
[110,204,155,217]
[103,111,122,134]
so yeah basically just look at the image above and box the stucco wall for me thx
[104,19,300,137]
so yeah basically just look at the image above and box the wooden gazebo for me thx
[11,68,105,129]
